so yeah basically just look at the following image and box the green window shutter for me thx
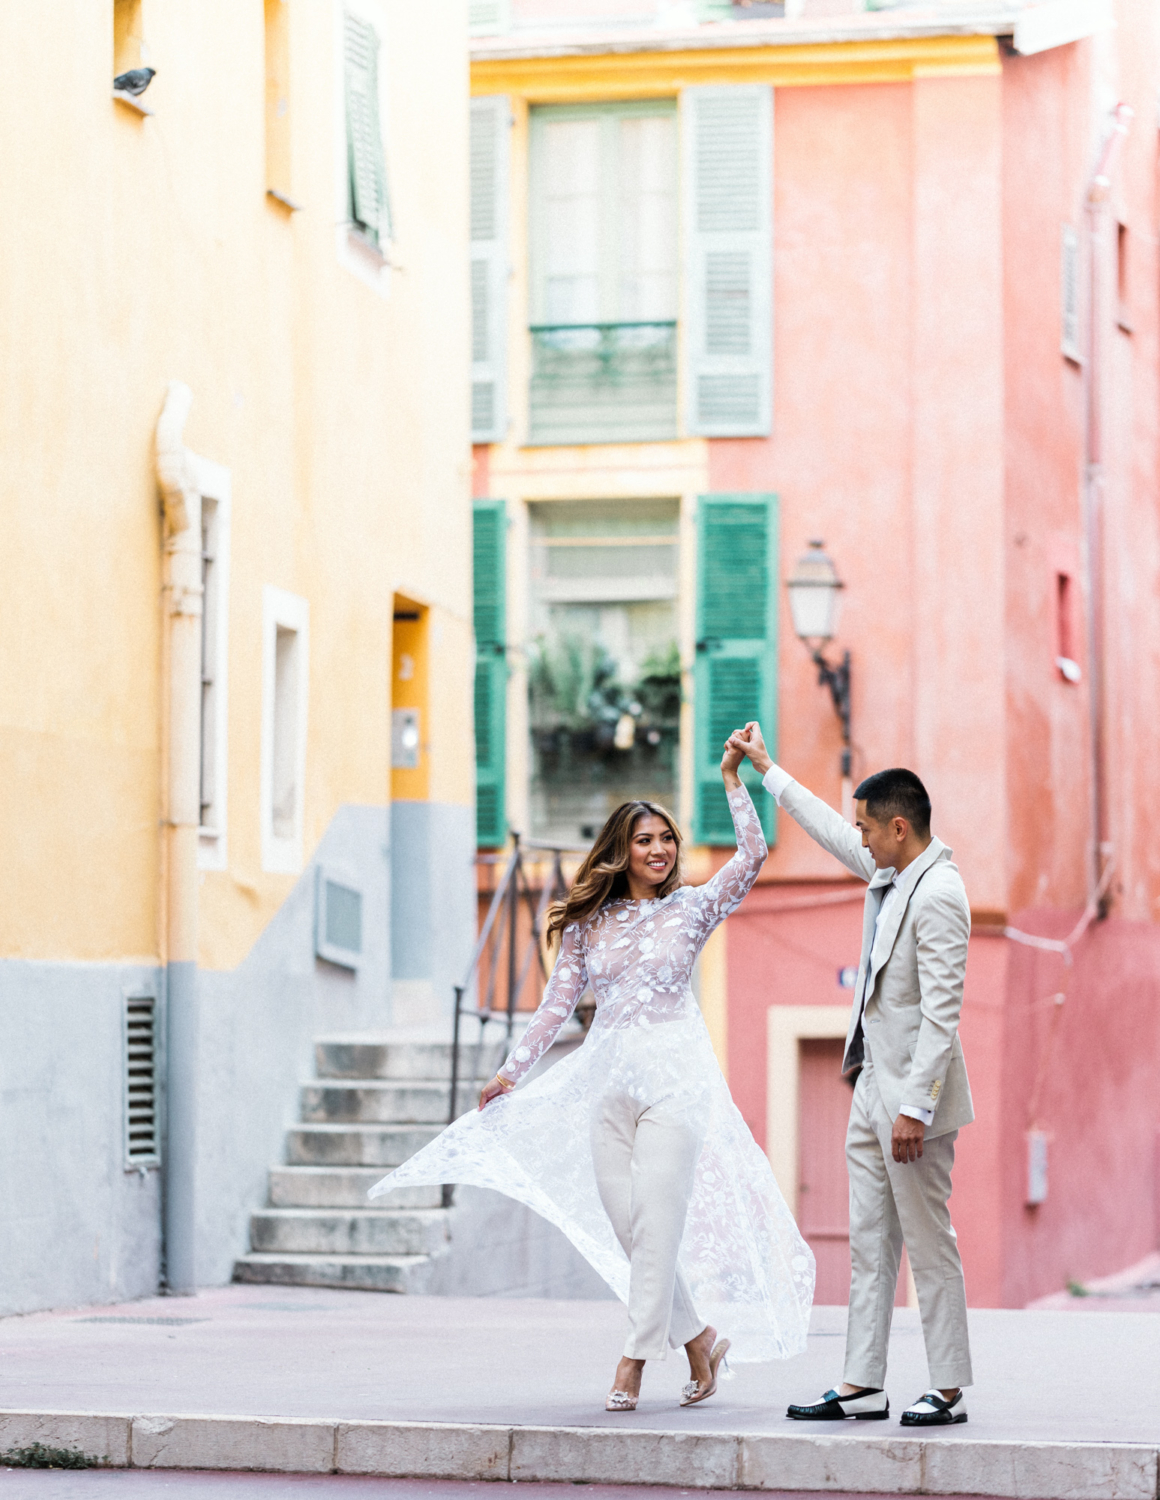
[693,494,778,845]
[469,0,510,35]
[681,85,772,437]
[470,96,509,443]
[473,500,507,846]
[344,12,392,247]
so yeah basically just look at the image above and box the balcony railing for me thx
[528,321,678,446]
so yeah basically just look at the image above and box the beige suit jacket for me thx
[779,780,974,1138]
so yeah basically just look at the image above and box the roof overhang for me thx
[470,0,1112,96]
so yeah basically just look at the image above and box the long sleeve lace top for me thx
[497,784,767,1087]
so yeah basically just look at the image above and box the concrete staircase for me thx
[233,1035,504,1293]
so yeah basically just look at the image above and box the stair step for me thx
[299,1080,455,1125]
[267,1167,443,1210]
[286,1123,441,1168]
[314,1037,506,1081]
[249,1207,450,1256]
[233,1252,434,1293]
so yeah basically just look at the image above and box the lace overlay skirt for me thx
[370,1003,815,1363]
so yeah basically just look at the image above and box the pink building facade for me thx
[470,0,1160,1306]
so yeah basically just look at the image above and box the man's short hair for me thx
[854,768,932,837]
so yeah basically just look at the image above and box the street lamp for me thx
[785,539,852,779]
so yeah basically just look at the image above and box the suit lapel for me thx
[864,837,948,994]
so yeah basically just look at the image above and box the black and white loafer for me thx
[787,1387,889,1421]
[900,1389,967,1426]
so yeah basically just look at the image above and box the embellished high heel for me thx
[606,1389,638,1412]
[680,1338,731,1407]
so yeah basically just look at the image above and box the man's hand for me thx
[892,1114,925,1164]
[728,721,773,777]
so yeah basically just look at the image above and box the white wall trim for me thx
[260,586,311,874]
[766,1003,851,1216]
[190,455,232,872]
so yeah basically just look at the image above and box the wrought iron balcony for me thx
[528,321,678,446]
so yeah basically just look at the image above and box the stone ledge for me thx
[131,1414,335,1473]
[336,1419,509,1478]
[0,1409,1155,1498]
[0,1411,131,1467]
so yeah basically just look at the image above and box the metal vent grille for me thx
[124,993,160,1167]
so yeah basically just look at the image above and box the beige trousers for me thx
[590,1088,706,1360]
[843,1062,973,1390]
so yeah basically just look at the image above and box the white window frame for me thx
[191,455,231,872]
[334,0,393,298]
[315,861,364,970]
[261,586,310,874]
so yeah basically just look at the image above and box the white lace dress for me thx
[369,785,815,1362]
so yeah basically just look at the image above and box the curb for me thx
[1,1411,1156,1498]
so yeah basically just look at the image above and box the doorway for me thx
[797,1037,911,1307]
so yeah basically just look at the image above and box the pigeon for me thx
[113,67,156,97]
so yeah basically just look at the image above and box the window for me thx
[344,8,391,250]
[682,85,773,437]
[1060,225,1081,362]
[473,504,507,846]
[315,865,363,969]
[693,494,778,844]
[1056,572,1081,684]
[265,0,295,208]
[528,499,679,843]
[1116,221,1131,333]
[529,101,679,445]
[113,0,144,76]
[471,96,510,443]
[261,587,310,872]
[191,457,231,871]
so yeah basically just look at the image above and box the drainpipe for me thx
[1081,103,1131,906]
[155,381,203,1293]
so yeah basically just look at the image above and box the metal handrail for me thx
[442,834,575,1206]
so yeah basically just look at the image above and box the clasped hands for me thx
[723,722,773,778]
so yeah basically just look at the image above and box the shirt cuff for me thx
[899,1104,934,1127]
[761,764,794,802]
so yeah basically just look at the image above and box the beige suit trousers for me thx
[844,1063,973,1390]
[591,1088,705,1360]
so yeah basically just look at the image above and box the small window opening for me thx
[1056,573,1081,684]
[124,993,160,1168]
[1117,222,1132,333]
[1060,225,1081,363]
[113,0,144,75]
[271,626,300,840]
[264,0,294,207]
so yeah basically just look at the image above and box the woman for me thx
[369,736,814,1410]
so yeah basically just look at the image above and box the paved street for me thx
[1,1284,1157,1445]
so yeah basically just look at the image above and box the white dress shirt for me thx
[762,763,934,1128]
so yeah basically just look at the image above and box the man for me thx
[730,722,973,1427]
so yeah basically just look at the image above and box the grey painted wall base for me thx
[0,800,475,1315]
[430,1186,616,1300]
[0,961,162,1317]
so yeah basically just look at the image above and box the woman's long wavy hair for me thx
[546,800,684,940]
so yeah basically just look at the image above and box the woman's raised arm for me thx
[685,737,769,934]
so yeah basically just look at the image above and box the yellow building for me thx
[0,0,473,1311]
